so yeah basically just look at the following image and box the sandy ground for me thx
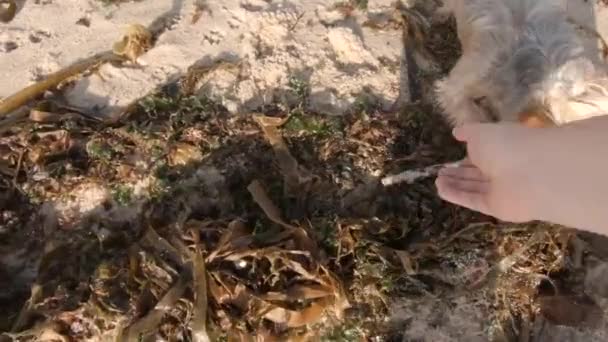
[2,0,608,118]
[1,0,410,118]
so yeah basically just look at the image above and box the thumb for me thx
[452,124,480,142]
[452,123,488,142]
[454,122,523,142]
[452,123,498,168]
[453,122,526,171]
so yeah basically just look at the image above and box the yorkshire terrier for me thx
[434,0,607,128]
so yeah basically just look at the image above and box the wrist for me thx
[532,123,608,234]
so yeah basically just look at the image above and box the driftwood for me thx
[0,52,123,117]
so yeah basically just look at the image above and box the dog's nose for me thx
[518,111,555,128]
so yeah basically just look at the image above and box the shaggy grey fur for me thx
[435,0,602,126]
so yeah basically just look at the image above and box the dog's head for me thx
[478,49,596,128]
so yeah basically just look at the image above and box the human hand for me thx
[435,123,551,223]
[436,115,608,235]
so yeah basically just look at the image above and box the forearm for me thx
[536,115,608,235]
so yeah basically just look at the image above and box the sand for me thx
[0,0,409,118]
[2,0,608,118]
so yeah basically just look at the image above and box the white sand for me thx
[1,0,608,118]
[1,0,408,117]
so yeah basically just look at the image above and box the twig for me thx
[12,149,24,186]
[381,161,462,187]
[0,107,29,134]
[0,52,122,116]
[288,11,306,31]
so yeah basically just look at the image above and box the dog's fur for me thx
[435,0,608,126]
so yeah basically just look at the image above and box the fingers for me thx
[436,175,488,194]
[435,174,491,216]
[438,164,487,182]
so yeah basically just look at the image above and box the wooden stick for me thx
[381,161,462,187]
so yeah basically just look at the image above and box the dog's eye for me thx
[473,97,500,122]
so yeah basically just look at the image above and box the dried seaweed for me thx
[253,114,315,195]
[247,180,317,256]
[120,271,190,341]
[112,24,153,63]
[0,0,16,23]
[191,243,211,342]
[0,99,596,340]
